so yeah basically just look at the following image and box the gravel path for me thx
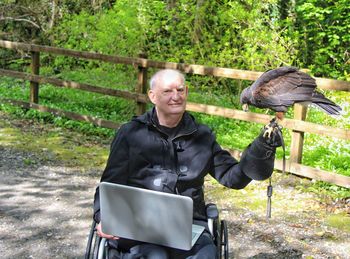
[0,114,349,259]
[0,146,99,258]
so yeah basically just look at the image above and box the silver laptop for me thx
[99,182,205,250]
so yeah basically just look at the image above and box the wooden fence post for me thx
[135,53,147,115]
[290,104,308,163]
[30,51,40,103]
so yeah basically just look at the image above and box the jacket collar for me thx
[133,107,198,136]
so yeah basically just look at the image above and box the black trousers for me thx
[108,232,217,259]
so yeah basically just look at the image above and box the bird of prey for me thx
[240,66,342,137]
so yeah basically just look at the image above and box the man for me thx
[93,69,281,258]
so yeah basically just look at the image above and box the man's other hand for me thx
[96,223,119,240]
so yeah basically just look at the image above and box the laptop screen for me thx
[99,182,204,250]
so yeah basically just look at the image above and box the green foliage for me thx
[287,0,349,79]
[298,180,350,200]
[0,0,114,43]
[140,0,296,96]
[2,0,348,80]
[48,0,298,97]
[0,73,133,137]
[1,0,349,191]
[50,1,144,71]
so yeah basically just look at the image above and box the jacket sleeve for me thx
[93,124,130,223]
[210,140,252,189]
[209,133,276,189]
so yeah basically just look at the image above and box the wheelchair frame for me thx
[85,204,229,259]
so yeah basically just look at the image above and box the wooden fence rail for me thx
[0,40,349,188]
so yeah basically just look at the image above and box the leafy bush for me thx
[281,0,350,79]
[141,0,297,96]
[51,1,145,71]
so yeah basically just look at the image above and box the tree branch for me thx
[0,16,41,29]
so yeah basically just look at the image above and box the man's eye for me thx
[178,89,184,92]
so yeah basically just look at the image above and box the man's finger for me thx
[96,223,119,240]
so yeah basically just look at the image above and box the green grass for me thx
[325,213,350,232]
[0,116,108,169]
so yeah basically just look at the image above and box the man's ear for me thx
[148,90,156,105]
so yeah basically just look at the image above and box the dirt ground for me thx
[0,113,349,258]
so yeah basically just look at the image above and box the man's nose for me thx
[171,90,181,100]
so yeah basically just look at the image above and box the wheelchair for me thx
[85,203,229,259]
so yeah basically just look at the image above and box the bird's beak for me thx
[242,104,249,112]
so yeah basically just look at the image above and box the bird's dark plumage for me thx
[240,66,342,117]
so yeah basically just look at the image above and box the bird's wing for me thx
[249,66,299,92]
[252,71,316,111]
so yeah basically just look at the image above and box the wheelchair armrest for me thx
[206,203,219,219]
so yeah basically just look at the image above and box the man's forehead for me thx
[159,75,184,88]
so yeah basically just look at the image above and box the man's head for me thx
[148,69,188,121]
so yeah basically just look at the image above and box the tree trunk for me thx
[192,0,205,44]
[48,0,57,30]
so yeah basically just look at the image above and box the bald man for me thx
[93,69,281,258]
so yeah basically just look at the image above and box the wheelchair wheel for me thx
[220,220,229,259]
[215,222,222,259]
[85,221,107,259]
[85,221,97,259]
[96,238,107,259]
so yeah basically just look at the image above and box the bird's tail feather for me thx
[311,92,342,115]
[312,103,342,115]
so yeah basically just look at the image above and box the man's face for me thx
[148,75,188,117]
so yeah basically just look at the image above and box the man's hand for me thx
[96,223,119,240]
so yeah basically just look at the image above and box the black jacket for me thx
[94,109,276,222]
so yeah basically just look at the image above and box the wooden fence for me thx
[0,40,349,188]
